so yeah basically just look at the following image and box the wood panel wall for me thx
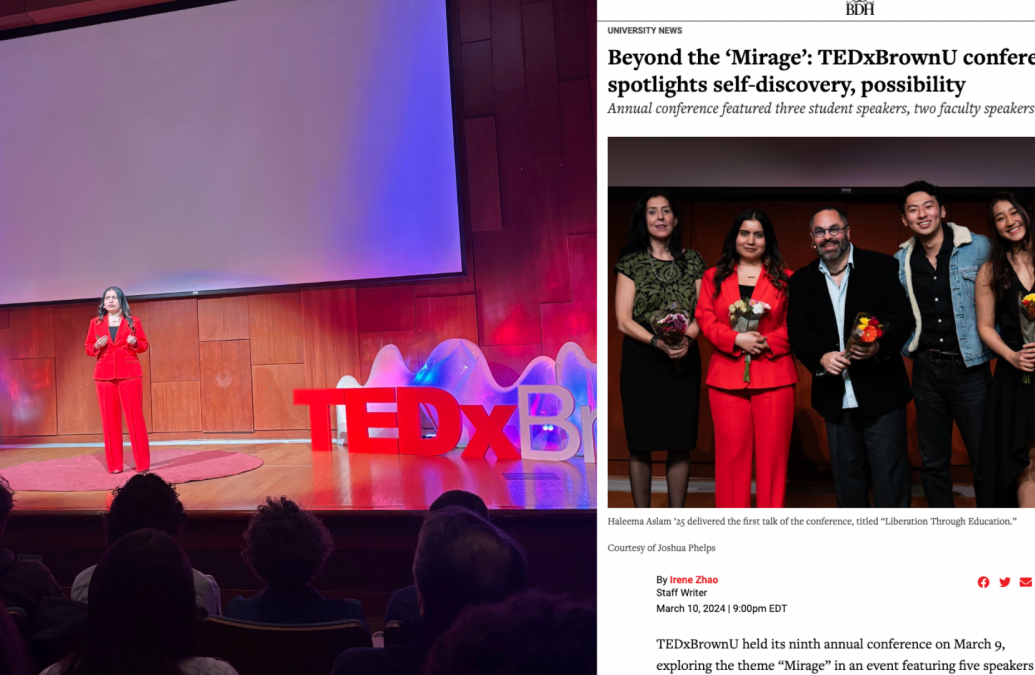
[0,0,597,443]
[608,196,992,478]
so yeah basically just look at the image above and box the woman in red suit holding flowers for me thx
[696,210,797,508]
[85,287,150,474]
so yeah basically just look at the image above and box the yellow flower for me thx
[858,317,870,327]
[1025,294,1035,303]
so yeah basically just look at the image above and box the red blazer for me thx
[695,267,799,390]
[85,316,148,381]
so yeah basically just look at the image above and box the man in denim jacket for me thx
[895,181,992,507]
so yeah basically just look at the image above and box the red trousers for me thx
[709,385,795,508]
[95,378,150,472]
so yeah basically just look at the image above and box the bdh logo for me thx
[846,0,874,15]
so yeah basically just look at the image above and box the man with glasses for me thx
[787,206,915,507]
[894,181,992,507]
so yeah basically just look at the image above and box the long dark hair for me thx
[96,286,134,333]
[712,209,790,298]
[987,192,1035,301]
[619,190,685,261]
[64,529,197,675]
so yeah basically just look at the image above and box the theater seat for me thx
[383,620,403,647]
[382,619,418,648]
[7,606,27,635]
[198,616,372,675]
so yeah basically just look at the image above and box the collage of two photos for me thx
[0,1,597,674]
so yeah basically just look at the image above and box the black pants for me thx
[912,354,991,508]
[826,407,911,508]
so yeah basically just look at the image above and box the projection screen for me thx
[0,0,463,306]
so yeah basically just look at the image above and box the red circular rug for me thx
[0,449,264,492]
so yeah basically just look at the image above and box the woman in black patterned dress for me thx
[615,190,706,508]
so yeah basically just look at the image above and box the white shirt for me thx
[71,565,222,617]
[818,244,858,409]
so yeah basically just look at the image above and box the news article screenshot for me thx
[599,1,1035,675]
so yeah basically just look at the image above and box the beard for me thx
[817,239,849,262]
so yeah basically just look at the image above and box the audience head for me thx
[241,496,333,590]
[0,476,13,535]
[413,507,527,628]
[422,593,596,675]
[67,529,198,675]
[429,490,489,520]
[105,473,187,546]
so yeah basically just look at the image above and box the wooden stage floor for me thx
[0,442,597,512]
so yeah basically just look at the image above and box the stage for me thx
[0,441,597,624]
[0,440,596,511]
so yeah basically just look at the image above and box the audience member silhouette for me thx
[383,490,490,624]
[41,528,236,675]
[0,476,63,627]
[71,474,221,616]
[331,507,528,675]
[225,496,365,625]
[423,593,596,675]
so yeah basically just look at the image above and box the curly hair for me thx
[241,496,333,588]
[0,476,13,531]
[105,473,187,546]
[423,593,596,675]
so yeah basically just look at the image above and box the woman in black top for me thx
[614,190,706,508]
[976,192,1035,507]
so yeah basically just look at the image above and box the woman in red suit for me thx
[85,287,150,474]
[695,210,798,508]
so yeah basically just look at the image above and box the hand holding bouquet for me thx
[648,303,691,373]
[728,298,772,383]
[844,313,886,359]
[1018,292,1035,384]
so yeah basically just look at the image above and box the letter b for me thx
[518,385,581,461]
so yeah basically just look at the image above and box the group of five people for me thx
[615,181,1035,509]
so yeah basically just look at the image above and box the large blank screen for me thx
[0,0,463,306]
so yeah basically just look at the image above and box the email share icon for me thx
[1021,578,1032,587]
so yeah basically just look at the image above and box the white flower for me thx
[751,303,766,315]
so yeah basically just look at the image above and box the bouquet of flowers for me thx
[728,298,772,383]
[648,302,691,374]
[844,312,887,354]
[1019,292,1035,384]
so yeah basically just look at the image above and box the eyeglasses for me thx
[811,226,845,239]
